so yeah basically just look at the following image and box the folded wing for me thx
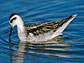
[25,15,77,36]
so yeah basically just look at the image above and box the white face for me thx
[9,14,22,28]
[9,13,25,41]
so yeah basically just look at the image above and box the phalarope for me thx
[9,13,77,42]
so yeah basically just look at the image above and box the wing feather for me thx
[25,15,74,36]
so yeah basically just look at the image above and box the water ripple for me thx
[0,0,84,63]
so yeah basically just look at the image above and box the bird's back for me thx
[25,14,77,42]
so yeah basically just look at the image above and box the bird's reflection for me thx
[10,36,72,63]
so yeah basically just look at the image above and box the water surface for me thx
[0,0,84,63]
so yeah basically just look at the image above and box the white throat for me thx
[16,19,27,41]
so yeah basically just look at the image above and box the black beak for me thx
[9,26,13,41]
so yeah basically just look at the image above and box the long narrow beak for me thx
[9,26,13,41]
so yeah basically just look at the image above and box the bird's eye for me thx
[10,17,17,23]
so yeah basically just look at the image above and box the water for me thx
[0,0,84,63]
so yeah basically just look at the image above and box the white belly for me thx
[27,31,61,42]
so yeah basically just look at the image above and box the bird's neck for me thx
[17,19,27,41]
[17,19,24,29]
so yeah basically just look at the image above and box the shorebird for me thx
[9,13,77,42]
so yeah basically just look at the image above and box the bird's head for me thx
[9,13,24,41]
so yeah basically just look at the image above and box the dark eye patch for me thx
[10,17,17,23]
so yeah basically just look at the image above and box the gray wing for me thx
[25,15,74,36]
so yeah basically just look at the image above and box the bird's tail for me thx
[51,14,77,38]
[58,14,77,32]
